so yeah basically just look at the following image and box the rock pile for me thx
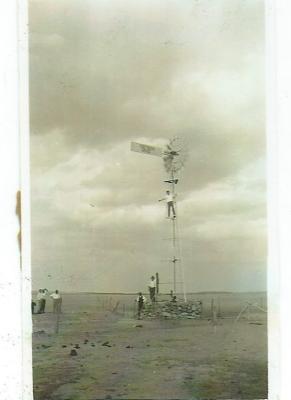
[143,300,202,319]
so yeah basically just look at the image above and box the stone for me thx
[143,300,202,320]
[34,330,46,335]
[41,344,51,349]
[161,312,171,318]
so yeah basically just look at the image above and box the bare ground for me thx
[32,307,267,400]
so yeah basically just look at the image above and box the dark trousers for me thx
[137,302,144,319]
[38,299,46,313]
[167,201,176,217]
[149,287,156,302]
[53,299,62,314]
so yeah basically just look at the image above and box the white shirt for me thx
[165,193,174,203]
[37,292,46,300]
[50,293,61,300]
[136,295,146,303]
[149,279,156,288]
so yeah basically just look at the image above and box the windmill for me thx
[131,136,188,177]
[131,137,188,301]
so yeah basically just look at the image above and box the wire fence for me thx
[32,292,267,320]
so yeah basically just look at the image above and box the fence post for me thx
[217,298,221,318]
[55,309,60,334]
[247,304,250,321]
[133,300,137,318]
[112,301,120,313]
[212,300,217,333]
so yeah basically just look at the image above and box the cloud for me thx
[31,140,266,292]
[29,0,264,145]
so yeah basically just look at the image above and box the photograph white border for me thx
[1,1,290,399]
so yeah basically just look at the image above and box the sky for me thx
[29,0,266,293]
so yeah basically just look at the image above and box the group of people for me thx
[31,289,62,314]
[136,276,179,318]
[136,275,157,319]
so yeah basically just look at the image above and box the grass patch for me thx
[184,359,267,399]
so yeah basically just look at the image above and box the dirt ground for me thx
[32,298,267,400]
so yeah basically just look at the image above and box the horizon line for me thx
[31,290,267,295]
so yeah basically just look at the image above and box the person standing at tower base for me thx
[148,275,157,302]
[136,292,146,319]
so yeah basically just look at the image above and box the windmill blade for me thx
[169,137,176,148]
[163,154,173,163]
[179,160,185,169]
[131,142,163,157]
[163,136,188,174]
[164,142,177,155]
[163,157,173,173]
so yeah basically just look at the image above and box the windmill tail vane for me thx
[130,142,163,157]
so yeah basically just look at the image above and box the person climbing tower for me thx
[159,190,176,218]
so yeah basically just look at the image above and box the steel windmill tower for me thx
[131,137,188,301]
